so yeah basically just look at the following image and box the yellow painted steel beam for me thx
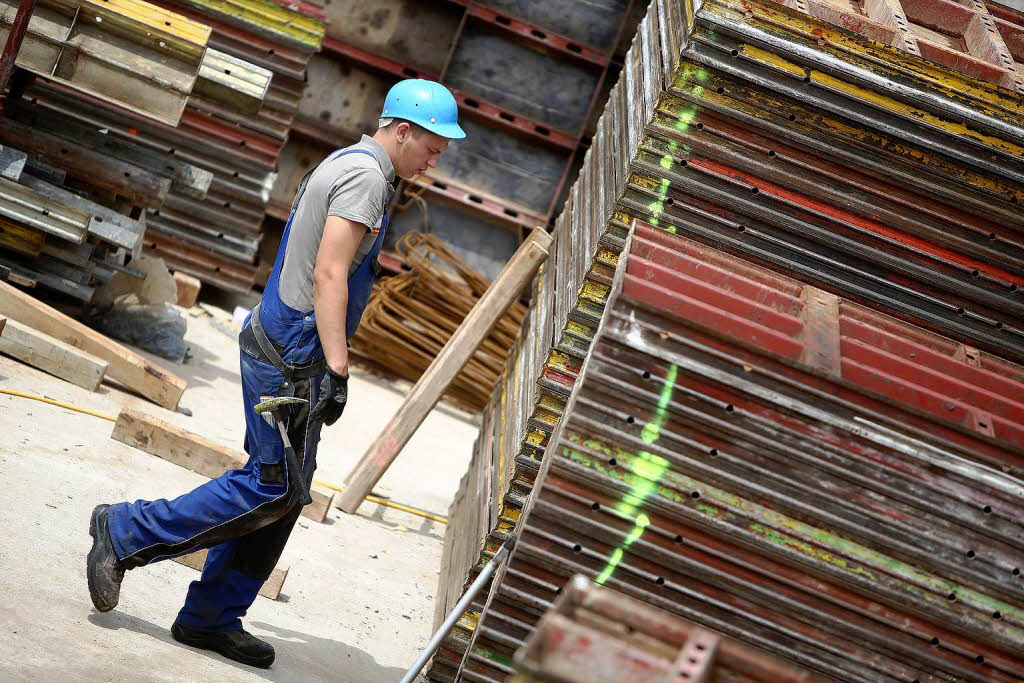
[177,0,324,49]
[703,0,1024,120]
[667,62,1024,204]
[0,0,210,125]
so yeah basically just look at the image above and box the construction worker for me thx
[86,79,466,668]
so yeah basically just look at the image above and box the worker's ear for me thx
[395,121,414,143]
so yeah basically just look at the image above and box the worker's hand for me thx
[311,368,348,427]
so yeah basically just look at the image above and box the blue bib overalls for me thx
[105,148,387,632]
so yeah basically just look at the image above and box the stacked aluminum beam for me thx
[0,0,324,295]
[433,0,1024,680]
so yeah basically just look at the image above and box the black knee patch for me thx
[259,463,285,485]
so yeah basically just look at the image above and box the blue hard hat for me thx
[381,79,466,140]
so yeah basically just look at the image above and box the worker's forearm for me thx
[313,268,350,375]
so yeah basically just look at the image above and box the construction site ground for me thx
[0,296,479,682]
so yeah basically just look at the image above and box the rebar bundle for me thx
[350,232,527,411]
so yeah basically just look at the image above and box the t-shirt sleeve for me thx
[326,167,386,228]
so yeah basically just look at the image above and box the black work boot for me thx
[87,504,125,612]
[171,622,275,668]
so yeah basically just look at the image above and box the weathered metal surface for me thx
[435,0,1024,679]
[434,118,570,215]
[0,0,211,125]
[158,0,324,49]
[322,0,461,74]
[445,30,602,134]
[194,47,271,114]
[21,174,144,254]
[0,114,172,208]
[0,145,27,180]
[295,54,390,144]
[512,576,823,682]
[470,0,630,52]
[0,176,88,243]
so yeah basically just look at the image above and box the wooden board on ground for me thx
[173,271,202,308]
[173,548,288,600]
[111,407,335,523]
[0,280,186,409]
[0,319,109,391]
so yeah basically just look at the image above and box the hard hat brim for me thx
[424,121,467,140]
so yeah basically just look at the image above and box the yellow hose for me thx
[0,388,117,422]
[1,387,448,524]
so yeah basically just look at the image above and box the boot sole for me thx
[171,623,275,668]
[87,505,117,613]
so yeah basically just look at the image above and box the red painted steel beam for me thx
[322,35,579,151]
[322,36,438,80]
[410,174,548,229]
[0,0,36,96]
[463,3,608,67]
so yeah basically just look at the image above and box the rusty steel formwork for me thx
[510,575,826,682]
[0,0,323,295]
[431,0,1024,680]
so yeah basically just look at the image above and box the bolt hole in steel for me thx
[751,187,760,195]
[691,491,700,499]
[642,370,651,379]
[709,448,718,456]
[572,544,582,553]
[966,550,976,558]
[716,87,725,94]
[788,114,796,121]
[674,535,684,543]
[725,404,735,412]
[994,611,1002,619]
[609,458,617,466]
[989,232,997,240]
[626,415,635,424]
[930,637,940,646]
[976,655,986,664]
[768,150,776,157]
[696,122,704,129]
[1013,568,1021,576]
[947,593,957,601]
[737,225,746,232]
[656,577,665,585]
[591,502,600,511]
[61,148,69,154]
[983,504,992,513]
[730,49,738,56]
[666,198,675,206]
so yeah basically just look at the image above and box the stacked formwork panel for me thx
[0,0,325,294]
[433,0,1024,680]
[273,0,647,282]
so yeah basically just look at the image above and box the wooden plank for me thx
[173,548,288,599]
[0,280,186,409]
[0,318,108,391]
[338,227,553,513]
[111,407,334,523]
[173,271,202,308]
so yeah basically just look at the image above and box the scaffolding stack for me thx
[433,0,1024,680]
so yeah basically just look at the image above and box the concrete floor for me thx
[0,300,480,681]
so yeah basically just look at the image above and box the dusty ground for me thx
[0,297,479,682]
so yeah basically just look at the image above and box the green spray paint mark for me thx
[473,647,514,668]
[595,364,678,584]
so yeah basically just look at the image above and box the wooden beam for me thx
[0,280,186,409]
[337,227,553,513]
[173,271,202,308]
[173,548,288,600]
[111,407,335,523]
[0,318,108,391]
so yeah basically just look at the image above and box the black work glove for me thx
[310,368,348,427]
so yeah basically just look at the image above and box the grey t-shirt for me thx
[277,135,396,312]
